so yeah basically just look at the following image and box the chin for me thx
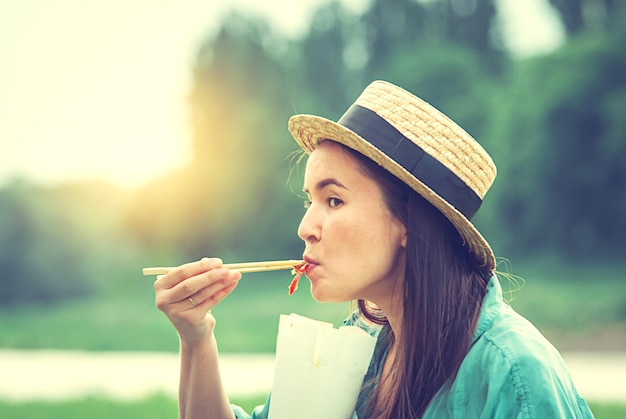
[310,287,329,303]
[310,285,349,304]
[309,283,329,303]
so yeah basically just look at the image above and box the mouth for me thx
[303,255,319,266]
[302,256,320,275]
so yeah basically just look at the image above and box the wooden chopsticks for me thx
[142,259,303,276]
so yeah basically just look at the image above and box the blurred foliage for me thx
[548,0,625,35]
[1,265,624,352]
[1,0,625,306]
[479,21,626,259]
[0,180,139,305]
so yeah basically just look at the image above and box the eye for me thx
[328,197,343,208]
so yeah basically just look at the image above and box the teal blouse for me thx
[232,276,594,418]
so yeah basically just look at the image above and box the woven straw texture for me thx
[289,80,496,269]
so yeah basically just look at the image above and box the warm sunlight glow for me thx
[0,0,559,188]
[496,0,565,58]
[0,0,213,188]
[0,0,329,188]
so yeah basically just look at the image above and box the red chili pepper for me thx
[288,262,309,295]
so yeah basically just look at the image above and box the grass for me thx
[0,262,624,352]
[501,261,626,351]
[0,394,178,419]
[0,271,348,353]
[0,394,623,418]
[0,393,265,419]
[0,261,623,417]
[588,402,626,419]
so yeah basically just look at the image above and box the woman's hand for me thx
[154,257,241,345]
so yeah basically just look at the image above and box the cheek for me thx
[321,206,404,270]
[324,215,363,253]
[349,221,405,275]
[329,222,393,273]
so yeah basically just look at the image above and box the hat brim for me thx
[289,114,496,270]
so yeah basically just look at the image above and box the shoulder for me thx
[454,302,592,418]
[472,276,576,387]
[477,304,568,389]
[429,275,593,417]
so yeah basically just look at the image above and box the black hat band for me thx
[338,104,482,220]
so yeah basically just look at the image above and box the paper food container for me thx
[268,313,377,419]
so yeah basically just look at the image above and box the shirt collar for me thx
[471,274,503,344]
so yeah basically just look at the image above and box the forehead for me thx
[304,141,361,181]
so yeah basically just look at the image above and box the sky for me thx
[0,0,564,189]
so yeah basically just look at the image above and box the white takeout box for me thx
[268,313,377,419]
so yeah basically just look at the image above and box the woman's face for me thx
[298,141,407,305]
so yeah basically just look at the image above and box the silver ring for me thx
[188,297,198,307]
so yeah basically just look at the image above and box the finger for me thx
[155,262,223,312]
[168,267,236,303]
[155,257,223,290]
[184,270,241,305]
[155,268,240,314]
[191,274,241,311]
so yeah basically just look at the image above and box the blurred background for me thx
[1,0,625,417]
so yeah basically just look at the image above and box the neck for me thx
[369,254,406,338]
[385,308,403,343]
[372,288,404,342]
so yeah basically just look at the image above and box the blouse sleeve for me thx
[231,394,271,419]
[484,351,595,418]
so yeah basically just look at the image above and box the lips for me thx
[303,255,319,266]
[302,255,319,275]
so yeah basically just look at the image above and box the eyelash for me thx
[303,197,343,209]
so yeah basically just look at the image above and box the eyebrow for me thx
[303,178,348,194]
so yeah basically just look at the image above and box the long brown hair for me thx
[342,144,492,418]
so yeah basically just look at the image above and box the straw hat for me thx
[288,80,497,270]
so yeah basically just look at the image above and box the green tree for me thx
[128,0,626,267]
[360,0,505,78]
[0,180,131,305]
[548,0,625,35]
[484,26,626,260]
[126,12,306,262]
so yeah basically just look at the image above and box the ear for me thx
[399,223,408,249]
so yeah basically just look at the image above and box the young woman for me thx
[154,81,593,418]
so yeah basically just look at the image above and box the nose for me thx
[297,205,321,244]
